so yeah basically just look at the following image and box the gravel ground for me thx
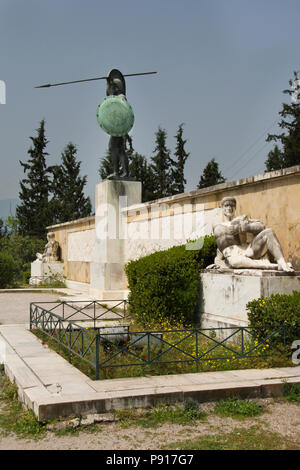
[0,399,299,450]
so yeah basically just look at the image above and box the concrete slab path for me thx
[0,289,96,325]
[1,323,299,421]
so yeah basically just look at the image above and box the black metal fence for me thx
[30,301,292,380]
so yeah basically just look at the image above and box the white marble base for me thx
[198,270,300,331]
[90,179,142,298]
[29,260,64,286]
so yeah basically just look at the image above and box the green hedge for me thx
[125,236,217,327]
[246,291,300,346]
[0,251,17,288]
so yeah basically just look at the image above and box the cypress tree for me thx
[129,152,156,202]
[150,127,173,199]
[197,158,226,189]
[99,148,115,180]
[51,142,92,223]
[16,120,52,238]
[265,71,300,170]
[171,123,189,194]
[265,145,285,172]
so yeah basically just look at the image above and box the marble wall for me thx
[47,165,300,287]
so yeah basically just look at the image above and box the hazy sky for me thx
[0,0,299,205]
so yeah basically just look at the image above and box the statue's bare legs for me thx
[109,136,129,178]
[244,228,294,272]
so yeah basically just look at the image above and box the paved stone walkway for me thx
[0,291,62,325]
[0,288,94,325]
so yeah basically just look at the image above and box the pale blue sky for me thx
[0,0,299,205]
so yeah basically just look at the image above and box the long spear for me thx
[35,71,157,88]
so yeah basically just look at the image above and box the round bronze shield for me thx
[96,95,134,136]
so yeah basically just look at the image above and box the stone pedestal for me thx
[198,269,300,330]
[29,260,64,286]
[89,179,142,299]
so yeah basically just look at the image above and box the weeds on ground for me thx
[0,374,46,439]
[116,400,206,429]
[214,397,264,419]
[163,425,298,450]
[31,324,294,382]
[282,382,300,403]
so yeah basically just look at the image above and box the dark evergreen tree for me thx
[265,145,285,171]
[16,120,52,238]
[51,142,92,223]
[99,148,115,180]
[265,71,300,170]
[0,219,8,238]
[197,158,226,189]
[129,152,157,202]
[170,123,189,194]
[150,127,173,199]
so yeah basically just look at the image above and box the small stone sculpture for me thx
[210,196,294,272]
[36,232,60,263]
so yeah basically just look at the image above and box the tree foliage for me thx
[51,142,92,224]
[197,158,226,189]
[150,127,173,199]
[99,125,190,201]
[0,251,17,288]
[17,121,92,236]
[170,123,189,194]
[265,71,300,171]
[16,120,52,238]
[129,152,157,202]
[99,137,157,202]
[0,219,8,239]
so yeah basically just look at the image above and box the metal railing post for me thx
[68,326,71,363]
[195,330,199,372]
[241,328,244,356]
[95,333,100,380]
[29,304,32,330]
[147,333,150,364]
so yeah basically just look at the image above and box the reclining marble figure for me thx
[36,232,60,263]
[211,196,294,272]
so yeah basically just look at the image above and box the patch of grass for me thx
[282,382,300,403]
[0,375,46,439]
[54,426,79,437]
[163,425,298,450]
[214,397,264,419]
[116,403,206,429]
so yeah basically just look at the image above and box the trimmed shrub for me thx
[125,236,216,327]
[246,291,300,346]
[0,251,17,288]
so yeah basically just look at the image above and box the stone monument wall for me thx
[47,165,300,290]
